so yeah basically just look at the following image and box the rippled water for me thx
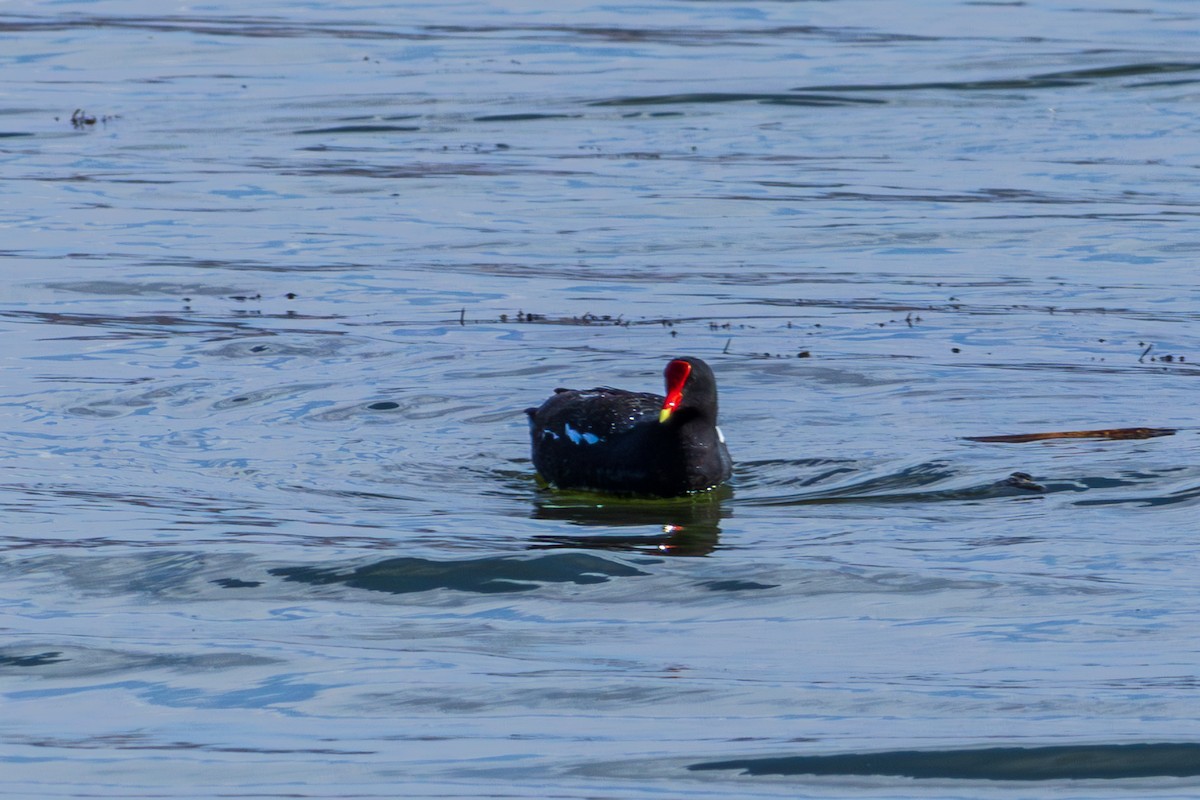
[3,1,1200,797]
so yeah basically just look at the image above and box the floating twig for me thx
[965,427,1177,444]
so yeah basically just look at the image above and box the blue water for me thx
[3,1,1200,797]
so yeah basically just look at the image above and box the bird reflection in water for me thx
[527,487,730,556]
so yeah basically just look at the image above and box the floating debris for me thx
[1005,472,1045,491]
[965,427,1177,443]
[70,109,96,128]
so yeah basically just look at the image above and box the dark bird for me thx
[525,356,733,497]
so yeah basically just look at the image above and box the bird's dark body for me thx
[525,358,733,497]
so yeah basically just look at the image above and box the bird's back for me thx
[526,388,679,494]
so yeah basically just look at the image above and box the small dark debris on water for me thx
[229,293,262,302]
[494,310,630,326]
[1005,472,1045,492]
[286,292,297,300]
[368,401,400,411]
[580,312,623,324]
[1133,342,1186,364]
[70,109,96,128]
[965,427,1177,444]
[66,109,117,129]
[951,347,961,353]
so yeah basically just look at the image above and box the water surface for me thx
[2,0,1200,797]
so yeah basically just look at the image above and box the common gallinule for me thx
[526,356,732,496]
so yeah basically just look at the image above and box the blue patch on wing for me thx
[564,422,602,445]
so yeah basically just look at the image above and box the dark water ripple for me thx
[691,742,1200,780]
[591,92,887,107]
[270,552,648,594]
[794,61,1200,94]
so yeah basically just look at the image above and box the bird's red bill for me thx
[660,359,692,422]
